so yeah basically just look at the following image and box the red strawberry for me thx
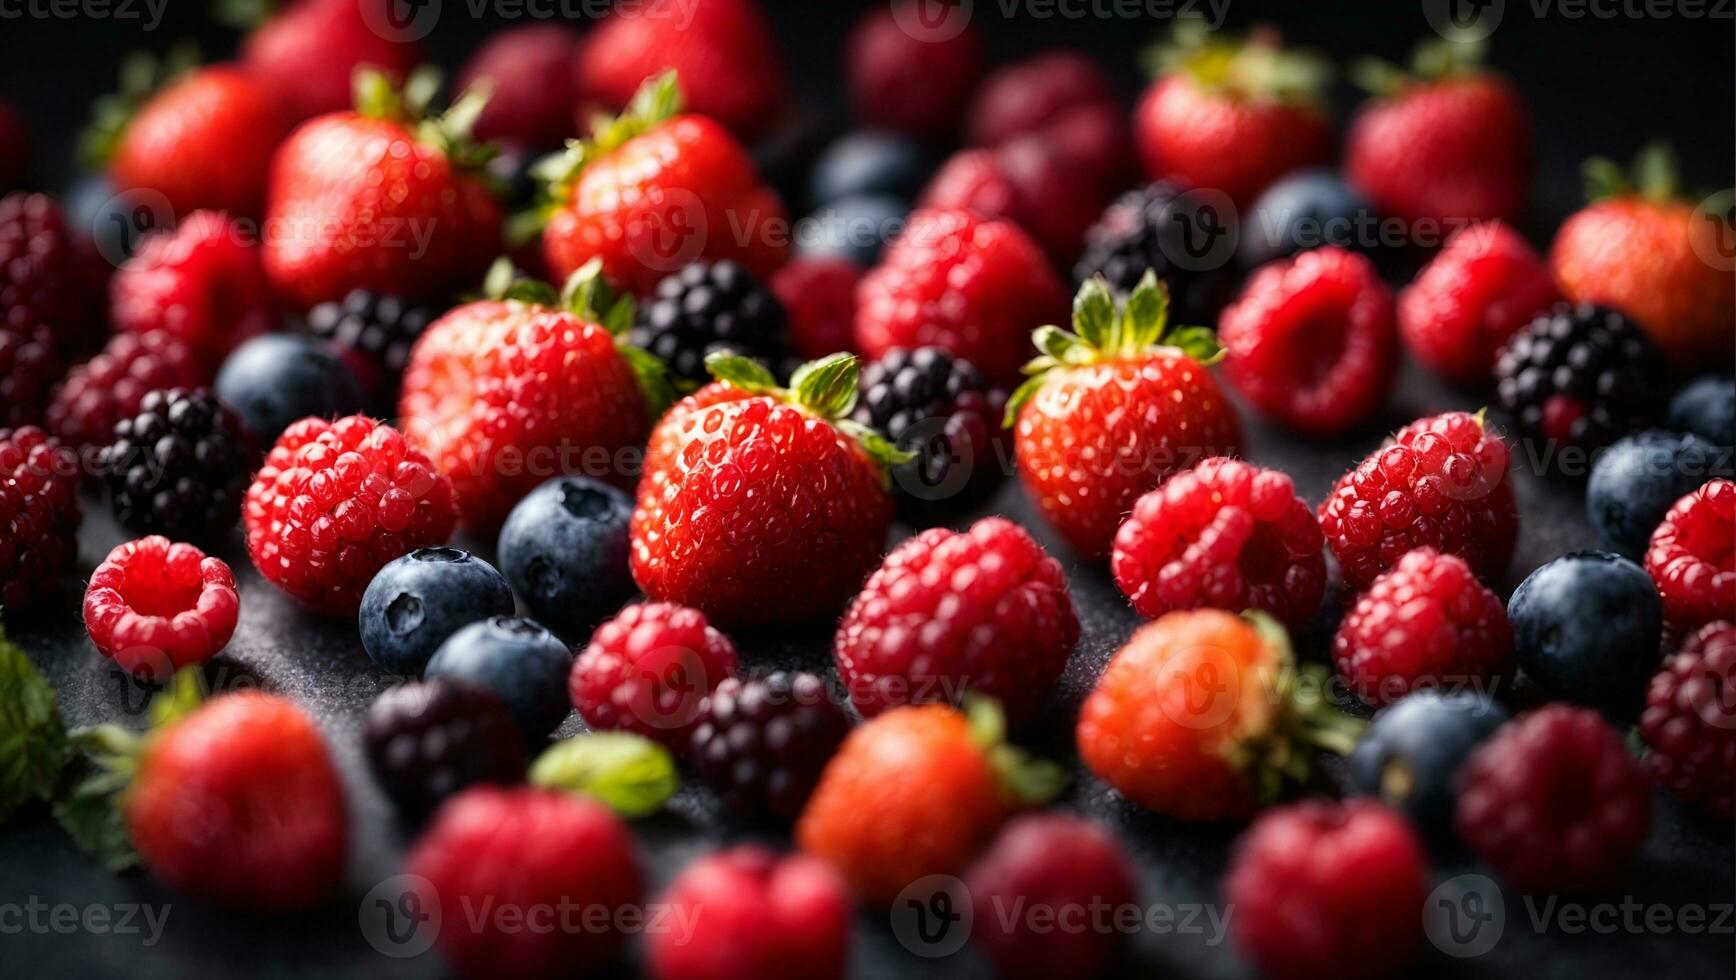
[262,70,503,308]
[647,847,852,980]
[919,138,1107,265]
[240,0,424,123]
[110,210,275,365]
[538,73,789,297]
[1398,220,1559,384]
[846,1,984,140]
[965,50,1130,194]
[1134,25,1332,207]
[459,23,581,151]
[770,257,859,360]
[1009,273,1243,556]
[0,98,32,192]
[575,0,785,141]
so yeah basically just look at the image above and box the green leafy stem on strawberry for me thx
[79,41,201,169]
[704,349,916,477]
[1582,141,1691,206]
[353,66,498,173]
[1350,34,1491,98]
[1146,20,1331,105]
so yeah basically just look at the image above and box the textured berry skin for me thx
[631,261,790,384]
[303,289,435,409]
[809,131,932,206]
[363,678,528,820]
[1456,704,1651,892]
[111,211,275,365]
[1319,410,1518,591]
[570,602,740,752]
[965,51,1130,195]
[648,846,851,980]
[851,347,1009,527]
[1072,181,1239,326]
[358,547,515,675]
[46,330,206,451]
[1494,303,1667,452]
[82,536,239,679]
[0,324,63,429]
[1236,169,1384,272]
[1587,431,1728,558]
[1113,458,1325,628]
[1398,222,1560,384]
[1225,801,1428,980]
[1645,479,1736,634]
[770,258,859,360]
[0,426,81,609]
[690,671,851,822]
[1134,73,1331,208]
[499,477,636,640]
[1641,620,1736,820]
[241,0,422,122]
[243,415,457,616]
[400,299,650,530]
[127,693,346,910]
[426,616,574,744]
[0,192,102,351]
[836,518,1077,725]
[1221,246,1398,437]
[919,139,1107,265]
[855,208,1068,387]
[1670,375,1736,449]
[1350,690,1510,841]
[458,23,581,150]
[406,786,642,980]
[215,333,368,446]
[1510,551,1663,707]
[108,67,290,219]
[1333,549,1513,706]
[965,814,1139,980]
[845,2,983,140]
[101,388,252,540]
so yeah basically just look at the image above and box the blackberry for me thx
[364,678,528,820]
[0,426,81,609]
[303,289,436,407]
[630,261,791,384]
[1072,180,1239,324]
[101,388,254,540]
[852,347,1010,527]
[690,671,851,822]
[0,325,63,429]
[1495,303,1667,452]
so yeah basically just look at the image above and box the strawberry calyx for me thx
[79,41,200,168]
[352,66,498,172]
[1351,35,1488,98]
[705,350,915,474]
[1146,21,1330,106]
[1582,142,1683,205]
[964,696,1070,807]
[1004,270,1223,427]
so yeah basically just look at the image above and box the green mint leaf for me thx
[1161,325,1224,365]
[706,352,780,394]
[1070,277,1117,352]
[789,353,859,418]
[529,732,678,818]
[0,626,70,823]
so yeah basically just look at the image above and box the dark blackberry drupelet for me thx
[303,289,436,406]
[1495,303,1667,452]
[0,325,63,429]
[364,678,529,820]
[852,346,1010,527]
[690,671,851,822]
[1073,180,1239,324]
[630,261,791,384]
[0,426,81,609]
[101,388,254,539]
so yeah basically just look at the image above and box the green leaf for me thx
[482,256,518,300]
[837,420,917,474]
[1002,373,1049,429]
[790,353,860,419]
[706,352,780,394]
[618,344,678,419]
[529,732,678,818]
[1582,156,1630,203]
[1160,325,1224,365]
[1632,142,1680,203]
[0,626,69,823]
[1070,278,1117,351]
[965,696,1069,806]
[1348,56,1410,98]
[1031,325,1082,364]
[353,67,401,120]
[559,258,613,319]
[1122,271,1171,350]
[52,757,139,874]
[211,0,277,29]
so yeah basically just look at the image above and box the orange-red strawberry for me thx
[1550,143,1735,369]
[1009,273,1243,556]
[1077,609,1361,820]
[797,700,1062,903]
[262,69,503,308]
[537,73,787,298]
[239,0,424,123]
[1134,24,1332,207]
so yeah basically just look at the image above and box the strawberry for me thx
[458,23,582,151]
[919,138,1108,265]
[845,0,984,141]
[536,73,789,297]
[1009,273,1243,556]
[262,69,503,309]
[1134,24,1332,207]
[1077,609,1362,820]
[1550,143,1735,369]
[239,0,424,123]
[110,210,275,365]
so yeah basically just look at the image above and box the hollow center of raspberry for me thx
[1281,311,1350,390]
[123,569,203,617]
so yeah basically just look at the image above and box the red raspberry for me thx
[1644,479,1736,634]
[920,138,1107,265]
[855,208,1069,387]
[570,602,740,753]
[1331,548,1513,706]
[1225,800,1428,980]
[1221,246,1398,437]
[457,23,581,151]
[1112,458,1325,629]
[0,425,80,608]
[846,1,983,140]
[1456,704,1651,891]
[243,415,457,616]
[1319,410,1518,591]
[82,536,239,680]
[834,517,1078,726]
[0,324,63,429]
[1398,221,1559,385]
[769,258,859,360]
[0,192,103,351]
[647,846,852,980]
[965,50,1130,194]
[1641,620,1736,820]
[406,786,643,980]
[45,330,206,451]
[111,210,274,366]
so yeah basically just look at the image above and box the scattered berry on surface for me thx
[0,191,104,351]
[1349,689,1510,841]
[793,193,907,268]
[456,22,581,151]
[770,257,859,360]
[426,616,574,744]
[1587,430,1727,558]
[965,50,1130,196]
[0,425,81,608]
[1640,620,1736,820]
[110,210,275,365]
[1398,221,1559,384]
[1644,478,1736,634]
[302,288,437,410]
[631,260,791,384]
[918,138,1108,265]
[1236,169,1384,273]
[1509,551,1663,707]
[809,131,931,206]
[647,846,852,980]
[45,330,206,452]
[358,547,516,675]
[845,1,983,140]
[498,476,635,641]
[82,535,238,679]
[690,671,851,823]
[1494,303,1667,452]
[571,602,740,753]
[0,324,63,429]
[100,388,253,540]
[1668,375,1735,449]
[215,333,368,446]
[363,677,528,820]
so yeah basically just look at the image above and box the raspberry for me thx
[1112,458,1325,628]
[1072,180,1239,325]
[1221,246,1398,437]
[1455,704,1651,891]
[1225,800,1428,980]
[845,1,983,139]
[965,51,1130,194]
[111,210,275,365]
[689,671,852,822]
[0,192,101,351]
[570,602,741,752]
[243,415,457,616]
[835,517,1078,725]
[81,535,240,680]
[1319,410,1518,591]
[631,260,792,384]
[303,289,436,408]
[100,389,254,540]
[0,323,63,429]
[1398,221,1560,384]
[647,846,853,980]
[770,257,859,361]
[45,330,207,452]
[1494,303,1667,451]
[363,677,528,820]
[1641,620,1736,820]
[1644,478,1736,633]
[1331,548,1513,706]
[920,139,1107,264]
[0,425,80,609]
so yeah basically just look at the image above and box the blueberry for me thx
[215,333,367,445]
[67,173,161,266]
[359,547,516,675]
[1350,690,1510,840]
[1587,430,1727,557]
[424,616,574,743]
[795,194,909,267]
[498,477,635,640]
[1236,169,1389,273]
[1509,552,1663,707]
[1667,375,1735,449]
[809,132,930,206]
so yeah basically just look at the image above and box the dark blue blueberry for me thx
[1587,430,1728,557]
[794,194,909,267]
[1350,690,1511,841]
[424,616,574,743]
[214,333,367,445]
[359,547,517,675]
[809,132,930,206]
[1236,169,1390,273]
[497,477,635,641]
[1668,375,1736,449]
[66,173,161,266]
[1509,551,1663,707]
